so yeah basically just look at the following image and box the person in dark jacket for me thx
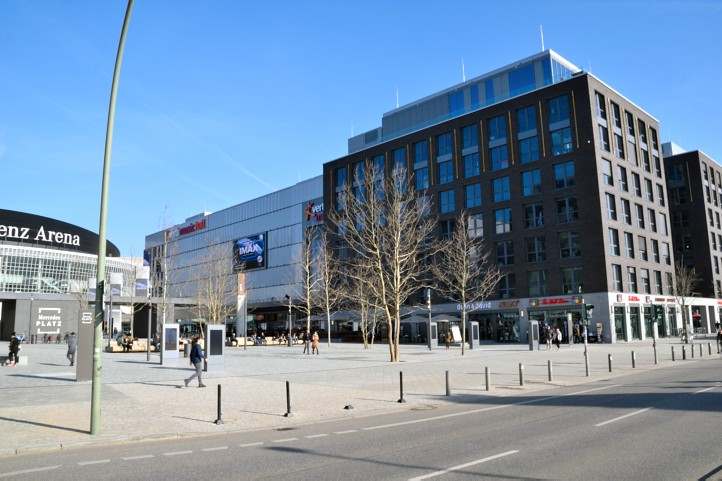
[66,332,78,366]
[7,333,21,367]
[184,337,206,388]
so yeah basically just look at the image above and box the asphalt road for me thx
[2,358,721,481]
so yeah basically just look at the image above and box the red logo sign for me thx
[178,219,206,236]
[539,297,573,305]
[628,295,640,302]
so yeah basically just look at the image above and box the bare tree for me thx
[294,227,320,352]
[195,243,235,335]
[672,260,700,343]
[149,229,176,338]
[344,260,378,349]
[432,211,502,355]
[330,162,437,362]
[316,229,341,347]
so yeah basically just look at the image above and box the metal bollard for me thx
[682,345,687,360]
[709,343,712,356]
[484,366,491,392]
[691,343,695,358]
[284,380,293,417]
[445,370,451,396]
[547,360,553,382]
[608,354,613,373]
[699,343,703,357]
[398,371,406,403]
[671,346,675,362]
[518,363,524,386]
[631,351,636,368]
[653,343,658,365]
[214,384,223,425]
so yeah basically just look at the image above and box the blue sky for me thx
[2,0,721,255]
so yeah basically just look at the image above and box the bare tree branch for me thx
[672,260,700,343]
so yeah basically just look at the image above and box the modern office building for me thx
[0,209,144,340]
[144,175,323,336]
[663,143,722,331]
[324,50,688,343]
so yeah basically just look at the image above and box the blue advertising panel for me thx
[233,233,266,271]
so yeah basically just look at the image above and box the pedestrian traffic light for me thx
[585,304,594,319]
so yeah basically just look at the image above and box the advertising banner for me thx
[232,233,266,271]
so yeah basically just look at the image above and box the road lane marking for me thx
[239,442,264,447]
[78,459,110,466]
[122,455,155,460]
[272,437,298,443]
[0,466,62,478]
[334,429,358,435]
[163,450,193,456]
[305,434,328,439]
[364,385,620,431]
[408,450,519,480]
[594,408,652,427]
[693,386,716,394]
[202,446,228,452]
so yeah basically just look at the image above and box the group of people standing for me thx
[302,330,321,354]
[543,324,563,350]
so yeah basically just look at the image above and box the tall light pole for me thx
[90,0,134,435]
[285,295,292,347]
[426,288,432,351]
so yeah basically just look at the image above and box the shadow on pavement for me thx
[266,445,544,481]
[0,415,88,434]
[9,374,75,382]
[699,463,722,480]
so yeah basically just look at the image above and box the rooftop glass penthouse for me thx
[348,50,580,154]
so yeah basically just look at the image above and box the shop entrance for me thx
[629,307,642,340]
[614,306,627,341]
[529,309,581,343]
[0,300,17,341]
[668,307,678,336]
[473,312,520,343]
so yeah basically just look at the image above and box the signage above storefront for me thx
[178,219,207,236]
[303,198,324,228]
[458,301,492,311]
[529,296,581,307]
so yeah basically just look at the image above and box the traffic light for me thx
[585,304,594,320]
[653,305,664,322]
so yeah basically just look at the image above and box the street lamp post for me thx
[285,295,292,347]
[426,288,432,351]
[90,0,134,436]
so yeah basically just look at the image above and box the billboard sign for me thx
[233,233,266,271]
[302,198,324,228]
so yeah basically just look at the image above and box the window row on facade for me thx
[495,265,583,299]
[611,263,674,296]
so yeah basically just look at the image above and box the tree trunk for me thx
[461,306,466,356]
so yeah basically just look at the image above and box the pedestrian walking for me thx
[445,331,452,350]
[717,326,722,352]
[554,327,562,350]
[66,332,77,366]
[302,330,310,354]
[183,336,206,388]
[311,331,320,355]
[6,332,21,367]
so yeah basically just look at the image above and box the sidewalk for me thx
[0,338,717,457]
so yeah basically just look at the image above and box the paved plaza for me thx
[0,338,715,456]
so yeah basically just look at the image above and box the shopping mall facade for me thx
[0,209,145,340]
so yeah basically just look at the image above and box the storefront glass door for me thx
[630,307,642,340]
[614,306,627,341]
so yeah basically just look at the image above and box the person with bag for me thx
[311,331,320,355]
[183,336,206,388]
[554,327,562,350]
[66,332,77,366]
[7,332,21,367]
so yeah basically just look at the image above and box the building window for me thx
[335,166,348,189]
[717,212,721,230]
[654,270,663,294]
[492,176,510,202]
[490,144,509,171]
[548,95,572,156]
[414,140,429,163]
[436,132,453,157]
[559,231,581,258]
[618,166,628,192]
[649,208,657,232]
[499,273,516,299]
[595,92,607,118]
[496,240,514,265]
[666,272,674,295]
[465,183,482,208]
[561,267,583,294]
[393,148,406,172]
[521,169,542,196]
[628,267,638,292]
[414,166,429,190]
[654,155,662,178]
[519,137,539,164]
[650,127,659,151]
[639,236,648,261]
[640,268,651,294]
[598,124,611,152]
[614,132,625,159]
[662,242,671,265]
[461,124,478,149]
[660,213,668,236]
[463,152,480,178]
[550,127,573,156]
[612,264,623,291]
[553,161,575,189]
[636,204,645,229]
[656,184,665,206]
[628,140,638,166]
[437,160,454,184]
[488,115,507,142]
[609,228,620,256]
[525,203,544,228]
[602,160,614,186]
[528,270,548,296]
[440,219,455,239]
[556,197,578,224]
[652,239,660,263]
[606,193,617,221]
[621,198,632,225]
[632,173,641,197]
[624,232,635,258]
[517,106,539,164]
[644,178,653,202]
[526,236,546,263]
[495,208,512,234]
[638,119,648,145]
[467,213,483,238]
[549,94,571,123]
[439,190,456,214]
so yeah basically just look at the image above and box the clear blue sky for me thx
[2,1,721,255]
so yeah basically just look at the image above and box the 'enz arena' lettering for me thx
[0,224,81,247]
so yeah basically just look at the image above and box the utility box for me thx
[528,320,540,351]
[204,324,225,372]
[429,321,438,349]
[161,323,180,362]
[76,310,94,382]
[468,321,480,350]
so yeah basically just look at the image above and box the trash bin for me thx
[183,342,190,358]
